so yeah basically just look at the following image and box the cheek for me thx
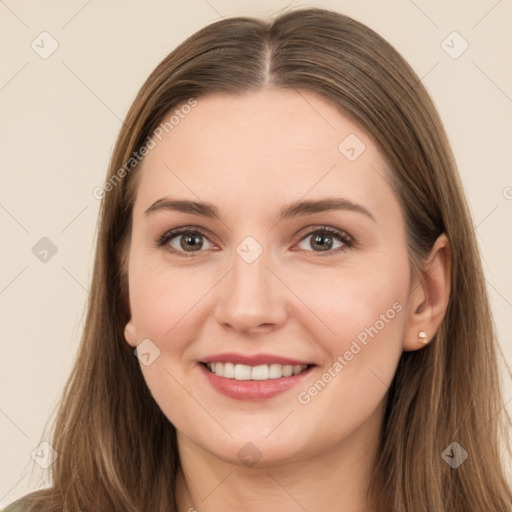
[288,256,408,411]
[285,254,409,351]
[128,263,210,426]
[129,260,211,341]
[325,279,406,349]
[290,274,406,447]
[295,255,407,393]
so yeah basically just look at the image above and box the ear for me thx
[124,318,138,348]
[403,233,451,351]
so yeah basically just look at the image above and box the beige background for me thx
[1,0,511,505]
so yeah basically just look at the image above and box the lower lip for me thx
[199,363,314,400]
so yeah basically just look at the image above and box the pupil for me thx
[312,233,332,251]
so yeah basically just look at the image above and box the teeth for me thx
[234,363,251,380]
[282,365,293,377]
[205,362,308,380]
[268,364,282,379]
[223,362,235,378]
[251,364,269,380]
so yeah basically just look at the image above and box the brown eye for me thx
[296,226,353,255]
[175,232,206,252]
[158,228,214,256]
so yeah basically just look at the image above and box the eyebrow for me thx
[144,197,375,222]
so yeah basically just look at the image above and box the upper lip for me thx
[200,353,313,366]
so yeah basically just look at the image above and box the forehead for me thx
[133,88,396,218]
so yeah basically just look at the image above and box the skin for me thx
[123,88,451,511]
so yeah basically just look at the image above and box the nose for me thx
[213,246,288,336]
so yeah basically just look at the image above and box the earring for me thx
[418,331,428,344]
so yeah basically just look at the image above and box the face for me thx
[124,88,412,466]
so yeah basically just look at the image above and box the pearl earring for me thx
[418,331,428,344]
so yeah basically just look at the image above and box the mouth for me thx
[201,361,311,380]
[197,356,316,400]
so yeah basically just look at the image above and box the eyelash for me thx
[156,225,355,258]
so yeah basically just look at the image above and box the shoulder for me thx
[1,489,57,512]
[1,502,25,512]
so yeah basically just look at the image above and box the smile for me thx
[199,359,315,400]
[205,362,309,380]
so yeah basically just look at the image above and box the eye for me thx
[157,225,354,258]
[157,227,214,257]
[295,225,354,256]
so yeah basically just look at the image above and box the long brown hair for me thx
[8,7,511,512]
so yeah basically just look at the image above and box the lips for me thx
[198,352,315,400]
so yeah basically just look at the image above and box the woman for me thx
[5,7,511,512]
